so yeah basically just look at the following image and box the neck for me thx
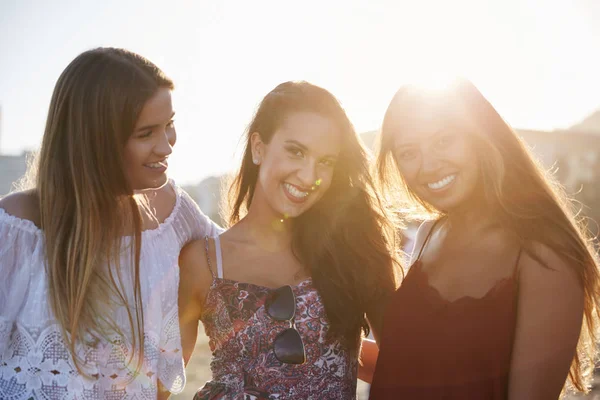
[239,194,293,252]
[444,191,495,233]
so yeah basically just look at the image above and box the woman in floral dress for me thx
[179,81,399,399]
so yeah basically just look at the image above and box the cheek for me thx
[455,142,480,180]
[122,147,136,169]
[123,142,150,170]
[258,160,285,192]
[315,166,336,189]
[168,129,177,147]
[465,156,481,186]
[263,154,292,178]
[451,137,476,165]
[396,161,420,187]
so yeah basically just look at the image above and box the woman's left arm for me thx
[366,300,387,345]
[358,297,390,383]
[508,244,584,400]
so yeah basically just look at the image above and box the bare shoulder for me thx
[179,238,210,273]
[0,189,41,227]
[519,242,583,293]
[179,237,215,301]
[522,242,579,274]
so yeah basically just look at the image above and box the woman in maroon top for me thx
[362,78,600,399]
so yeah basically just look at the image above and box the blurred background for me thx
[1,1,599,398]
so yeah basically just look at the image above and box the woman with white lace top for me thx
[0,48,221,400]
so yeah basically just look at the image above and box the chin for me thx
[134,175,169,192]
[433,195,471,213]
[154,175,170,188]
[275,207,303,219]
[275,202,311,219]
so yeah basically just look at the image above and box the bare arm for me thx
[178,239,213,365]
[158,240,210,399]
[358,338,379,383]
[508,244,584,400]
[366,291,389,345]
[360,293,389,383]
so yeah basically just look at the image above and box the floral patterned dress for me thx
[194,235,357,400]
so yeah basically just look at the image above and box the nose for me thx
[155,128,175,157]
[420,152,442,175]
[297,159,318,188]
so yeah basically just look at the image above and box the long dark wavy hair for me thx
[377,77,600,392]
[228,81,400,350]
[36,47,173,374]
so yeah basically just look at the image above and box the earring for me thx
[253,158,260,165]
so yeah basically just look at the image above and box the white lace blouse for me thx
[0,184,222,400]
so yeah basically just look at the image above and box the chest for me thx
[416,235,519,302]
[222,247,310,288]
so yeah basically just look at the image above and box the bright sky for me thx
[1,0,599,185]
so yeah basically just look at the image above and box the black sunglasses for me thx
[266,285,306,364]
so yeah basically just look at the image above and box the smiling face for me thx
[123,87,176,191]
[392,114,480,213]
[251,111,341,219]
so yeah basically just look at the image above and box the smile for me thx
[283,183,310,200]
[427,174,456,190]
[144,160,168,170]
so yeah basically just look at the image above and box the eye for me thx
[286,146,304,158]
[397,149,417,161]
[138,130,153,139]
[319,159,336,167]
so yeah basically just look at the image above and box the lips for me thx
[144,159,168,172]
[282,182,310,203]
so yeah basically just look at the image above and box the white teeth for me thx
[146,162,165,169]
[284,183,309,198]
[427,174,456,190]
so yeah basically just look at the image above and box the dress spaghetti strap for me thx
[214,234,224,279]
[415,219,443,262]
[204,235,216,278]
[512,247,523,278]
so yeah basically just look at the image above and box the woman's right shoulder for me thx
[179,236,216,279]
[179,237,217,305]
[0,189,41,228]
[0,191,44,298]
[180,237,206,266]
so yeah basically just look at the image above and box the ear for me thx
[250,132,264,165]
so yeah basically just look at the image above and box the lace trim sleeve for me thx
[177,188,224,241]
[0,209,44,356]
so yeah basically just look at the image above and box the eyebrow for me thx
[135,111,176,132]
[284,139,338,159]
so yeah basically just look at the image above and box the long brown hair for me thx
[229,81,400,350]
[377,78,600,392]
[36,47,173,374]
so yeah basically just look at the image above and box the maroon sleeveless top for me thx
[370,221,520,399]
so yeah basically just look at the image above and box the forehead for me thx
[390,99,471,145]
[274,111,342,155]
